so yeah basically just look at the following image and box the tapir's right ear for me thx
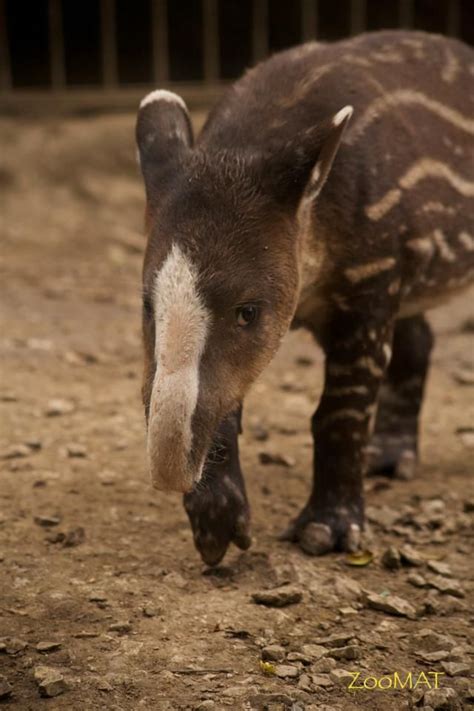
[136,90,194,199]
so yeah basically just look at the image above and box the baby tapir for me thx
[136,30,474,566]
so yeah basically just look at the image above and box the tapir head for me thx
[136,89,352,492]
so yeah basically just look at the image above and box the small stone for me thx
[2,444,31,459]
[416,650,452,663]
[382,546,401,570]
[311,673,334,687]
[34,666,68,698]
[331,574,362,600]
[339,606,357,616]
[441,662,471,677]
[274,664,299,679]
[312,657,336,673]
[300,643,328,659]
[108,622,131,634]
[252,586,303,607]
[366,504,399,529]
[330,668,354,684]
[0,637,28,654]
[427,560,453,577]
[258,451,295,467]
[261,645,286,663]
[364,591,417,618]
[36,641,62,653]
[313,633,354,648]
[45,399,75,416]
[458,430,474,449]
[326,645,361,661]
[423,687,461,710]
[298,673,312,691]
[196,701,216,710]
[425,575,464,598]
[62,527,85,547]
[408,572,428,588]
[399,544,424,567]
[34,515,61,527]
[0,675,12,699]
[222,685,248,698]
[97,680,113,692]
[89,591,108,602]
[463,498,474,513]
[453,368,474,385]
[143,605,159,618]
[412,629,456,652]
[66,443,87,458]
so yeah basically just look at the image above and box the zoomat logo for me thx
[347,671,445,690]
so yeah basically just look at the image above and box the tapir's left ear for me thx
[264,105,353,211]
[136,90,194,201]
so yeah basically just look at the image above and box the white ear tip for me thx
[139,89,187,112]
[333,105,354,126]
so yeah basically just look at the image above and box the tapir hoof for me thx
[280,502,362,555]
[366,434,418,480]
[184,474,252,567]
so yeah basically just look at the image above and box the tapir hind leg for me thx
[183,406,251,566]
[366,314,434,479]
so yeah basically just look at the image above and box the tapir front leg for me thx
[183,407,251,566]
[284,311,394,554]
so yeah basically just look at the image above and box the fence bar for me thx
[301,0,318,42]
[48,0,65,89]
[101,0,118,88]
[446,0,460,37]
[152,0,169,84]
[350,0,366,35]
[0,0,11,91]
[399,0,414,28]
[203,0,219,82]
[252,0,268,64]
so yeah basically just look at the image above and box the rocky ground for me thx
[0,114,473,710]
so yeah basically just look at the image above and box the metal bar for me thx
[446,0,460,37]
[252,0,268,63]
[203,0,219,82]
[152,0,169,84]
[0,0,12,91]
[48,0,65,89]
[101,0,118,88]
[399,0,414,28]
[350,0,366,36]
[301,0,318,42]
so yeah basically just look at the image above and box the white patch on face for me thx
[147,244,210,491]
[139,89,187,111]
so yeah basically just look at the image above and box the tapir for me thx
[136,30,474,566]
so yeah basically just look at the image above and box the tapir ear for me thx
[136,90,194,199]
[265,105,353,211]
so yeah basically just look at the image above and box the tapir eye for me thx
[236,304,259,327]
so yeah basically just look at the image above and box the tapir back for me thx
[200,31,474,315]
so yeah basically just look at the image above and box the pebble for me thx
[258,451,295,467]
[2,444,31,459]
[0,675,12,699]
[381,546,401,570]
[62,527,85,547]
[300,643,328,660]
[313,657,336,672]
[330,669,354,684]
[364,591,417,619]
[36,641,62,653]
[143,605,159,618]
[326,645,361,661]
[45,399,75,416]
[34,515,61,527]
[399,544,424,567]
[311,673,333,687]
[331,574,362,600]
[0,637,28,654]
[313,633,354,648]
[441,661,471,677]
[425,575,464,598]
[108,622,132,635]
[427,560,453,577]
[66,443,87,458]
[34,666,68,698]
[452,368,474,385]
[408,572,428,588]
[196,701,216,710]
[252,586,303,607]
[274,664,299,679]
[423,687,462,710]
[412,629,456,652]
[261,645,286,662]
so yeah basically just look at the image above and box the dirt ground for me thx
[0,113,473,711]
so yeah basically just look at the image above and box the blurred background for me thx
[1,0,473,114]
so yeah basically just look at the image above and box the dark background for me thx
[2,0,473,91]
